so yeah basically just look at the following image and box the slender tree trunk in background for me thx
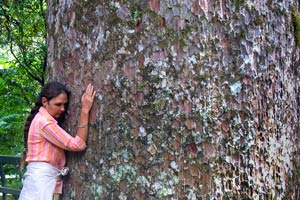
[47,0,300,199]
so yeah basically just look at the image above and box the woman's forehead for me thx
[51,93,68,102]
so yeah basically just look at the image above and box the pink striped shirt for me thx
[26,106,87,193]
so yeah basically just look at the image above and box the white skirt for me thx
[19,162,61,200]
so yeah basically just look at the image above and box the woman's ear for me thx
[41,97,48,107]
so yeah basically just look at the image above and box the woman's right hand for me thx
[81,83,96,113]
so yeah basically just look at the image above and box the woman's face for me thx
[42,92,68,118]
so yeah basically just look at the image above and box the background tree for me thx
[47,0,300,199]
[0,0,46,155]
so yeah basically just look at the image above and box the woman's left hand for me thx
[81,83,96,113]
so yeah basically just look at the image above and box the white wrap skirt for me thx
[18,162,61,200]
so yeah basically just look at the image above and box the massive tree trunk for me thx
[46,0,300,199]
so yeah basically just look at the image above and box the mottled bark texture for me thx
[46,0,300,199]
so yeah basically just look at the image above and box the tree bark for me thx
[47,0,300,199]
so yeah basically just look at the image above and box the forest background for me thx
[0,0,46,156]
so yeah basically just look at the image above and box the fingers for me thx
[84,84,96,103]
[85,83,95,95]
[86,83,93,93]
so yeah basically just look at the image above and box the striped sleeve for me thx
[40,122,87,151]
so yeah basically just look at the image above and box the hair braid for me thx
[23,104,41,149]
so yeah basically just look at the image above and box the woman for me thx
[19,81,96,200]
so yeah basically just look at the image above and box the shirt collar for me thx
[39,106,58,123]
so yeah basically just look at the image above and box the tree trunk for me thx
[46,0,300,199]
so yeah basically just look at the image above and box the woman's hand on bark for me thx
[81,83,96,113]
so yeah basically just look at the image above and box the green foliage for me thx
[0,66,41,155]
[2,163,22,189]
[233,0,245,10]
[130,6,143,23]
[0,0,45,155]
[291,5,300,48]
[0,0,46,84]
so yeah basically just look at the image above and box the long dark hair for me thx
[23,81,71,150]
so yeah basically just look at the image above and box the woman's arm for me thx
[76,83,96,142]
